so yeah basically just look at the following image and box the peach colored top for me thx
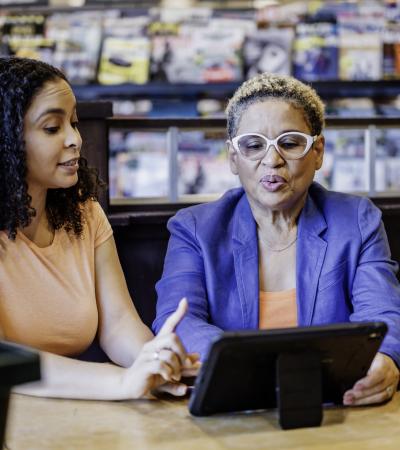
[259,288,297,329]
[0,201,113,356]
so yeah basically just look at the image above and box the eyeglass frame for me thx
[228,131,319,161]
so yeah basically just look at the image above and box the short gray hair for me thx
[226,73,325,139]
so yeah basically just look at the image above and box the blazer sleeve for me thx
[350,197,400,367]
[152,209,223,359]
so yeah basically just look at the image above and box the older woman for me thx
[153,73,400,406]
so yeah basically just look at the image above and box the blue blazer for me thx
[153,183,400,365]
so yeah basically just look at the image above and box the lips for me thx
[260,174,287,192]
[58,158,79,167]
[260,174,287,183]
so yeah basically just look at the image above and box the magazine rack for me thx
[0,342,40,448]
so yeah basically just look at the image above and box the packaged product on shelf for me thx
[98,36,151,85]
[328,97,376,117]
[109,130,168,199]
[321,128,368,192]
[0,14,55,61]
[177,131,240,196]
[148,16,181,82]
[148,4,213,83]
[45,12,103,85]
[332,156,367,192]
[256,2,307,26]
[150,6,212,26]
[0,0,47,5]
[6,35,55,62]
[243,27,294,78]
[98,15,151,85]
[378,129,400,192]
[383,21,400,79]
[293,22,338,81]
[338,9,384,80]
[151,17,248,84]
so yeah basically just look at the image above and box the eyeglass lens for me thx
[237,133,309,160]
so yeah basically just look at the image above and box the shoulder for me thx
[169,188,246,229]
[80,200,113,245]
[308,182,381,234]
[309,182,379,219]
[81,199,106,219]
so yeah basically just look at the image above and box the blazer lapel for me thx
[297,193,327,325]
[232,194,259,329]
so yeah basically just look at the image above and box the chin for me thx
[52,175,79,190]
[261,191,295,211]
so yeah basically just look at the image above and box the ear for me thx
[227,140,239,175]
[313,135,325,171]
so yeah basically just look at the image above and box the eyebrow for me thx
[34,107,76,123]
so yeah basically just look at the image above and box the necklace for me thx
[262,235,298,253]
[258,222,298,252]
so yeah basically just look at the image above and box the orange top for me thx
[0,201,113,356]
[259,288,297,329]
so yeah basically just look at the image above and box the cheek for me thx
[288,161,315,185]
[236,163,259,187]
[25,137,58,170]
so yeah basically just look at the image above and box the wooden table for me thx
[5,392,400,450]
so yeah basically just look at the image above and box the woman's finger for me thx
[150,359,175,383]
[344,386,393,406]
[156,382,187,397]
[182,367,200,377]
[183,353,200,367]
[158,298,188,336]
[350,379,387,399]
[153,349,181,381]
[149,333,187,364]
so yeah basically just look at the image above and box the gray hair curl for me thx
[226,73,325,139]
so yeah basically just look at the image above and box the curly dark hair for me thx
[0,57,104,240]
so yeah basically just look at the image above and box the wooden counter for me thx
[4,392,400,450]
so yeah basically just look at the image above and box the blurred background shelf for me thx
[72,80,400,101]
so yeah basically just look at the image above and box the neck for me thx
[252,192,307,237]
[22,185,49,240]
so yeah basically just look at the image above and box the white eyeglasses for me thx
[230,132,318,161]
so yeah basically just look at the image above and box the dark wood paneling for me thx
[77,101,113,212]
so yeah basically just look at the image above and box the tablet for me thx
[189,322,387,420]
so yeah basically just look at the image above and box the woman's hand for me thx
[122,298,200,399]
[343,352,399,406]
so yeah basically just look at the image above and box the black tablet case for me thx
[189,322,387,428]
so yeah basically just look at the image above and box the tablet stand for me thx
[276,351,323,430]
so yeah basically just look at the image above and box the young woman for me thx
[0,57,198,400]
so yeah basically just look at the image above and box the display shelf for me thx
[108,115,400,129]
[72,82,243,101]
[71,80,400,102]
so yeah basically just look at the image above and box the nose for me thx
[260,143,284,166]
[65,125,82,152]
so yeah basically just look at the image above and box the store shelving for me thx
[71,80,400,101]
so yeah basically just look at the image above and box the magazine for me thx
[383,21,400,79]
[46,12,103,84]
[293,22,338,81]
[243,27,294,78]
[338,9,384,80]
[98,15,151,85]
[98,36,151,85]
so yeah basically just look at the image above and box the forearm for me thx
[12,351,128,400]
[101,314,153,367]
